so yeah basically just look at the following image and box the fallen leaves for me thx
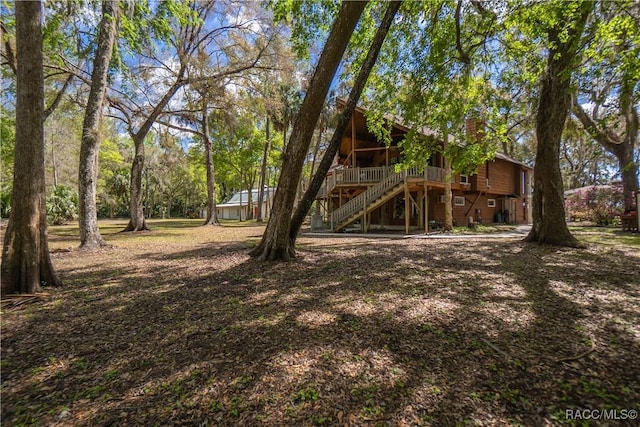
[1,220,639,426]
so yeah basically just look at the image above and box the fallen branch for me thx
[1,293,52,309]
[554,339,596,363]
[481,338,511,362]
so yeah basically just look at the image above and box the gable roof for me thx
[494,153,533,170]
[218,187,275,208]
[336,98,533,170]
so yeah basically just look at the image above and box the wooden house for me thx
[315,104,533,233]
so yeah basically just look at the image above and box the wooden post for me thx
[418,188,424,232]
[424,182,429,234]
[404,178,410,234]
[424,173,429,233]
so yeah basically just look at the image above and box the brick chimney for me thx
[465,117,485,144]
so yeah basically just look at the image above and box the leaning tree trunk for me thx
[78,0,118,249]
[1,0,61,293]
[250,0,367,261]
[525,3,592,247]
[289,0,403,241]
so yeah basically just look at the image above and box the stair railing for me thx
[331,168,406,229]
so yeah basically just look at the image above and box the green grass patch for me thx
[569,226,640,247]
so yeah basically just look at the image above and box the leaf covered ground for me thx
[1,220,639,426]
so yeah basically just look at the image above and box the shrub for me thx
[46,185,78,225]
[0,187,10,218]
[565,185,624,225]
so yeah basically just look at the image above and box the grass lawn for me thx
[1,220,639,426]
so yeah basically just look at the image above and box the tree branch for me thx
[44,74,74,120]
[0,21,17,74]
[572,97,622,155]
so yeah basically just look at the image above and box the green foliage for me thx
[363,1,503,174]
[46,185,78,225]
[293,385,319,403]
[565,186,625,225]
[97,134,131,218]
[118,0,200,56]
[268,0,340,59]
[0,188,10,218]
[211,97,265,200]
[0,109,14,217]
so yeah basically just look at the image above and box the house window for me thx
[488,199,496,208]
[460,174,469,184]
[454,196,465,206]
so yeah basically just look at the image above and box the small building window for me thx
[454,196,465,206]
[460,174,469,184]
[488,199,496,208]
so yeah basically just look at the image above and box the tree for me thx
[571,0,639,211]
[250,0,367,261]
[289,0,403,241]
[78,0,118,249]
[108,1,275,231]
[560,118,616,189]
[210,100,263,219]
[364,1,499,231]
[1,0,61,293]
[156,83,224,225]
[524,1,593,246]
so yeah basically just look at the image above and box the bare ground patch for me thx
[2,220,639,426]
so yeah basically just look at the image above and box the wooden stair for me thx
[331,167,421,231]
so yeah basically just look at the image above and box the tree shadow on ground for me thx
[1,236,638,426]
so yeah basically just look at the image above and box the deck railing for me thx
[320,165,445,200]
[334,166,392,185]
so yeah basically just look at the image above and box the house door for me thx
[506,199,516,224]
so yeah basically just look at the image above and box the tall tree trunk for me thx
[78,0,118,249]
[250,0,367,261]
[289,0,403,241]
[124,136,149,231]
[51,140,58,187]
[256,116,270,223]
[247,183,254,220]
[525,3,592,246]
[1,0,61,293]
[203,113,219,225]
